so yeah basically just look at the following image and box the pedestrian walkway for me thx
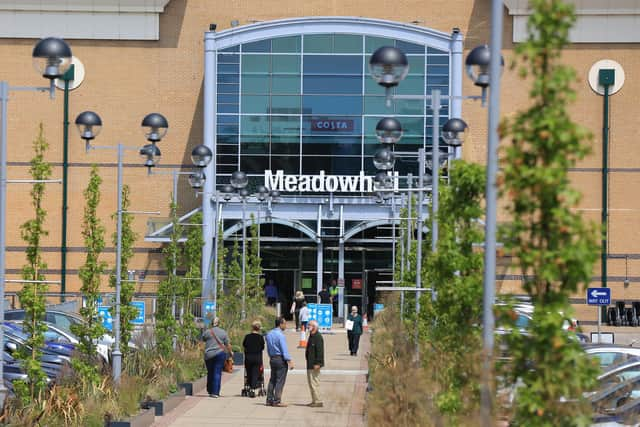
[153,327,369,427]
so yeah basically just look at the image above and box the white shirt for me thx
[299,306,310,322]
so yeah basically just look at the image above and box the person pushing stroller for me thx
[242,320,266,397]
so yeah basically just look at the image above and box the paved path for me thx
[153,327,369,427]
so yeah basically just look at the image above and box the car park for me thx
[585,345,640,370]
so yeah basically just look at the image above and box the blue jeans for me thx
[205,351,227,395]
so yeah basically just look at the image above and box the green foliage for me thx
[421,161,485,422]
[156,199,181,356]
[179,212,203,348]
[245,215,264,315]
[219,238,243,332]
[16,124,51,403]
[499,1,600,424]
[110,185,138,356]
[72,166,108,388]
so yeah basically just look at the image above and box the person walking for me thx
[242,320,265,395]
[299,302,310,331]
[318,286,330,304]
[328,279,339,316]
[347,306,363,356]
[265,317,294,407]
[305,320,324,407]
[291,290,306,331]
[202,317,232,398]
[265,279,278,306]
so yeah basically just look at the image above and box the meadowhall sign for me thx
[264,169,399,193]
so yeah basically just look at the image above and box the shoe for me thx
[209,394,214,398]
[266,401,273,406]
[308,402,324,408]
[212,394,220,398]
[273,402,288,407]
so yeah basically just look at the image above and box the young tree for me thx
[156,199,181,356]
[245,215,264,317]
[72,165,108,387]
[15,124,51,402]
[180,212,203,346]
[421,161,485,422]
[110,184,138,357]
[219,237,242,331]
[499,1,599,424]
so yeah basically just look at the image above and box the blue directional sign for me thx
[587,287,611,306]
[374,303,384,313]
[202,300,216,326]
[97,306,113,331]
[307,303,333,329]
[130,301,145,325]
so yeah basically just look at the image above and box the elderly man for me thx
[305,320,324,407]
[265,316,294,407]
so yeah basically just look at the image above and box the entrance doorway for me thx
[263,269,299,320]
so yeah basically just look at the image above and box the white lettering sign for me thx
[264,170,399,193]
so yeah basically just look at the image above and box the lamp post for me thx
[228,171,249,320]
[75,110,169,384]
[0,37,73,406]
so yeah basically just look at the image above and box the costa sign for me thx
[310,119,354,132]
[264,170,399,193]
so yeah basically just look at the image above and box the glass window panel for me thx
[218,74,239,84]
[427,85,449,96]
[218,53,239,64]
[218,63,239,74]
[428,55,449,65]
[240,115,269,134]
[221,46,240,53]
[365,36,394,53]
[272,36,301,53]
[272,75,300,94]
[271,155,299,173]
[217,124,238,134]
[271,95,300,114]
[303,116,361,135]
[218,104,239,114]
[407,56,425,75]
[396,40,424,54]
[396,75,425,95]
[272,55,300,73]
[217,142,238,152]
[272,116,300,135]
[303,55,362,74]
[303,156,361,175]
[217,155,238,165]
[427,75,449,86]
[217,164,236,174]
[218,115,239,124]
[399,117,424,137]
[427,65,449,75]
[218,94,238,103]
[241,55,270,73]
[241,74,269,94]
[217,83,239,94]
[303,75,362,94]
[364,78,386,95]
[243,40,271,53]
[241,155,270,172]
[241,95,269,114]
[272,139,300,155]
[364,96,393,115]
[302,95,362,115]
[428,47,447,55]
[333,35,363,53]
[395,99,424,115]
[240,142,269,154]
[302,138,361,156]
[304,34,333,53]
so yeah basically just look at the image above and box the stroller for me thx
[241,361,266,398]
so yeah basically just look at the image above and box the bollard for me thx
[276,302,281,318]
[363,313,369,332]
[298,324,307,348]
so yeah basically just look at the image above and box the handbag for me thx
[210,328,233,373]
[345,319,354,331]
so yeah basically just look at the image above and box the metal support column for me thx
[60,64,74,302]
[112,143,124,385]
[0,81,10,403]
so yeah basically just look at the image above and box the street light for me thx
[224,172,249,320]
[0,36,72,406]
[75,110,168,384]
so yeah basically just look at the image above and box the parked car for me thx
[3,322,74,359]
[590,374,640,425]
[585,345,640,370]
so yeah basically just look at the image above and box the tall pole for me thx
[0,81,10,404]
[406,174,412,272]
[212,197,220,317]
[60,64,74,302]
[112,143,124,385]
[241,196,247,320]
[481,0,504,423]
[601,82,610,290]
[416,147,424,312]
[391,193,395,282]
[430,90,441,255]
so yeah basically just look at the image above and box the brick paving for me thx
[153,327,369,427]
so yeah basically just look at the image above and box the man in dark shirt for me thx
[305,320,324,407]
[318,287,330,304]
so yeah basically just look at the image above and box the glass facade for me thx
[216,34,451,188]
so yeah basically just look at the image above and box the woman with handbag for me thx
[202,317,233,398]
[291,291,306,331]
